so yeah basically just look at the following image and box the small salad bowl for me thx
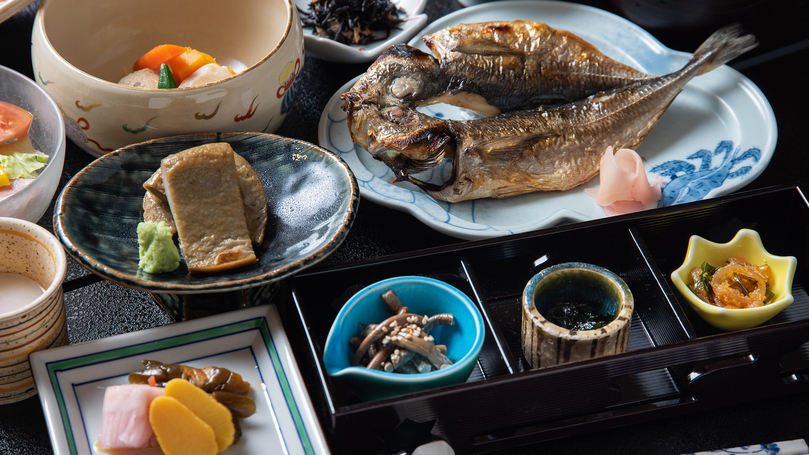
[671,229,798,331]
[0,65,66,223]
[31,0,304,157]
[323,276,484,401]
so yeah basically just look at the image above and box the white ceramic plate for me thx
[30,305,331,455]
[295,0,428,63]
[318,0,777,240]
[455,0,490,6]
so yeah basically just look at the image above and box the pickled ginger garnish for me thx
[585,146,663,216]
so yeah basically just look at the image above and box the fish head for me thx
[344,44,442,108]
[376,105,455,170]
[371,115,455,178]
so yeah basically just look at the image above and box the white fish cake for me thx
[161,143,257,273]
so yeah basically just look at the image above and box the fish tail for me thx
[693,24,758,75]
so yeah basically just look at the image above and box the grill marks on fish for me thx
[342,22,757,203]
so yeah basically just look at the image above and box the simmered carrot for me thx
[133,44,187,72]
[165,49,217,83]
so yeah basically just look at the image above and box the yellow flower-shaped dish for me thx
[671,229,797,331]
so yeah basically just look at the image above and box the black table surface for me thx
[2,0,808,454]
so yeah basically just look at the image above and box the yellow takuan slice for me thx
[149,395,217,455]
[164,378,235,452]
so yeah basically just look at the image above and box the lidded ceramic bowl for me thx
[31,0,304,157]
[522,262,633,369]
[671,229,797,331]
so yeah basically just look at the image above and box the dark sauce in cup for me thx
[545,300,613,331]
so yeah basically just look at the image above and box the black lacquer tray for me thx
[286,186,809,454]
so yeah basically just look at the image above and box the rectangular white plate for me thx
[30,304,330,455]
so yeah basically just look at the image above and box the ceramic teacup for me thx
[0,217,68,403]
[522,262,633,369]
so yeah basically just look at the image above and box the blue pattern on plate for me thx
[652,140,762,207]
[684,442,783,454]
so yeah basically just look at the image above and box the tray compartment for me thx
[459,222,690,373]
[631,186,809,338]
[284,186,809,454]
[288,250,508,409]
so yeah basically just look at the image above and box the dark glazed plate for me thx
[54,132,359,294]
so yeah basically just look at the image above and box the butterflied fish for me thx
[409,25,757,202]
[343,45,452,175]
[344,23,756,202]
[423,21,655,111]
[342,20,659,178]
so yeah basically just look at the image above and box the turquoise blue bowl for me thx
[323,276,485,401]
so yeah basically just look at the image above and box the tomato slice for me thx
[0,101,33,144]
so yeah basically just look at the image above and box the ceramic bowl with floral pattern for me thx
[31,0,304,157]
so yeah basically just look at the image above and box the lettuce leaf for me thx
[0,151,49,179]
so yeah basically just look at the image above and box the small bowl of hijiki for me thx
[294,0,428,63]
[671,229,797,331]
[322,276,484,401]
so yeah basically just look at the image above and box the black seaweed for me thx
[545,301,612,331]
[299,0,405,45]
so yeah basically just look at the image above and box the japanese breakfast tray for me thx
[285,185,809,454]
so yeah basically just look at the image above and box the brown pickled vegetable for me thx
[129,359,251,395]
[212,391,257,419]
[299,0,405,45]
[128,360,256,441]
[351,290,455,374]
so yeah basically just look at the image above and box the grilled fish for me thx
[411,25,757,202]
[423,21,654,111]
[343,45,452,174]
[343,23,756,202]
[343,21,659,177]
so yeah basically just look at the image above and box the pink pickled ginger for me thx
[585,146,663,216]
[99,384,164,450]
